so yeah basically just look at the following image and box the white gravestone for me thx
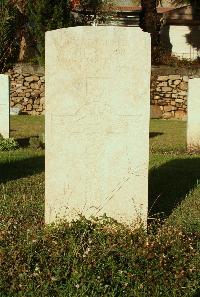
[45,27,151,225]
[187,78,200,151]
[0,74,9,138]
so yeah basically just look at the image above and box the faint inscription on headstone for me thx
[45,26,151,225]
[187,78,200,151]
[0,74,9,138]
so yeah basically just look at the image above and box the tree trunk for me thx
[140,0,161,63]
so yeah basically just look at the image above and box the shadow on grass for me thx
[0,156,44,183]
[149,157,200,219]
[149,132,163,138]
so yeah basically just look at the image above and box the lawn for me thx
[1,116,200,296]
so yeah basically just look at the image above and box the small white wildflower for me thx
[34,264,40,272]
[83,247,91,257]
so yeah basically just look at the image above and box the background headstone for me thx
[45,26,151,225]
[0,74,10,138]
[10,107,21,116]
[187,78,200,152]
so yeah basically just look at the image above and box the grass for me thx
[1,116,200,296]
[149,153,200,225]
[11,115,44,139]
[149,119,200,230]
[150,119,186,153]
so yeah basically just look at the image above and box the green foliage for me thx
[0,0,20,71]
[0,116,199,296]
[11,115,44,139]
[75,0,113,25]
[1,213,200,296]
[0,137,19,151]
[153,46,200,66]
[79,0,106,11]
[39,132,45,145]
[150,120,186,153]
[171,0,199,6]
[27,0,73,65]
[29,136,44,149]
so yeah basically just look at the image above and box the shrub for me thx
[153,47,200,67]
[76,0,113,25]
[27,0,73,65]
[1,216,199,296]
[0,137,19,151]
[0,0,20,71]
[39,132,45,146]
[29,136,44,149]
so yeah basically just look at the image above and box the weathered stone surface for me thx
[163,112,172,119]
[32,75,40,81]
[179,91,187,96]
[25,75,40,82]
[0,75,9,138]
[162,86,172,92]
[37,106,43,112]
[173,80,181,86]
[183,76,189,82]
[5,63,199,118]
[158,82,167,87]
[172,94,178,98]
[176,99,184,104]
[157,76,168,81]
[171,106,177,111]
[10,107,21,115]
[40,97,45,104]
[150,105,162,119]
[187,78,200,151]
[168,75,181,80]
[26,104,32,111]
[164,105,172,112]
[168,80,172,85]
[179,82,188,91]
[175,110,187,120]
[45,27,151,225]
[6,65,45,115]
[25,76,34,82]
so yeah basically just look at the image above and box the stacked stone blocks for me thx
[3,65,200,119]
[6,66,45,115]
[151,74,188,119]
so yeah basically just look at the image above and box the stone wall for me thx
[151,74,188,119]
[4,64,200,118]
[151,66,200,119]
[6,64,45,115]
